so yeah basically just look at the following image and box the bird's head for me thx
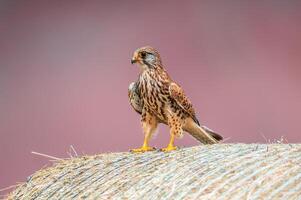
[131,46,162,70]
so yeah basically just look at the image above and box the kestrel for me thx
[129,46,222,152]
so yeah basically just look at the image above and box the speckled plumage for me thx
[129,46,222,152]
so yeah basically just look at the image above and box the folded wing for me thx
[169,82,200,125]
[128,82,142,114]
[169,82,222,143]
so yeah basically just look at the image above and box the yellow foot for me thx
[160,145,178,152]
[130,146,156,153]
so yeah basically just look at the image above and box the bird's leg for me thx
[131,112,157,153]
[130,125,156,152]
[161,118,181,152]
[161,132,177,152]
[131,130,154,152]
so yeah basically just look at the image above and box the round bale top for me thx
[7,144,301,200]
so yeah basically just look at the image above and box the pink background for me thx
[1,1,300,193]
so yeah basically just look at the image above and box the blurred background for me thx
[0,0,300,193]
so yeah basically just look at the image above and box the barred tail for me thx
[201,125,223,141]
[183,118,221,144]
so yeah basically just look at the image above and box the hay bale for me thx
[7,144,301,199]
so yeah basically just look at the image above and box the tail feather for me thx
[183,118,221,144]
[201,126,223,141]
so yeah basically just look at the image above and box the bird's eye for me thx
[140,52,147,58]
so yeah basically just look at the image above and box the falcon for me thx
[129,46,222,152]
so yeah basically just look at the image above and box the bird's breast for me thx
[139,72,169,121]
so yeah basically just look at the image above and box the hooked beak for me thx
[131,59,137,64]
[131,52,139,64]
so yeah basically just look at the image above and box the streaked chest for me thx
[139,71,160,101]
[138,71,169,116]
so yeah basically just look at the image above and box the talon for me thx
[160,145,178,152]
[130,146,156,153]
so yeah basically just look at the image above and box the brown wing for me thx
[169,82,200,125]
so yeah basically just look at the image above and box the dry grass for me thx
[6,143,301,200]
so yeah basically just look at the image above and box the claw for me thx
[130,146,156,153]
[160,145,178,152]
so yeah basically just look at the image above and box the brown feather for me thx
[169,82,200,125]
[129,46,223,146]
